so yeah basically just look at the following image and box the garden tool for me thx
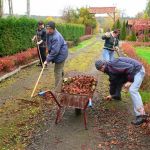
[33,36,43,67]
[114,46,120,57]
[36,40,44,67]
[31,64,45,98]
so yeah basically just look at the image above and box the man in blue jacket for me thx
[44,21,68,87]
[95,57,147,125]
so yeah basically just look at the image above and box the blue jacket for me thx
[46,29,68,63]
[104,57,142,82]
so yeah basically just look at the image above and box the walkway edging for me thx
[0,60,39,82]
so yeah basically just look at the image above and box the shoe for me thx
[131,115,147,125]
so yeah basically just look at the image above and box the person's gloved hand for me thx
[37,41,42,45]
[124,82,132,89]
[105,95,112,101]
[114,46,119,51]
[32,35,36,42]
[32,38,35,42]
[44,61,47,65]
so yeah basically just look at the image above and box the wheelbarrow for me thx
[39,73,97,129]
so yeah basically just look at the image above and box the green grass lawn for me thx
[135,47,150,64]
[135,47,150,103]
[140,91,150,104]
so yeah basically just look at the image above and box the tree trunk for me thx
[27,0,30,17]
[8,0,13,15]
[0,0,3,17]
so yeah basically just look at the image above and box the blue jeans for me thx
[102,48,114,61]
[129,66,145,116]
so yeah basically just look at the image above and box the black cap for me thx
[46,21,55,30]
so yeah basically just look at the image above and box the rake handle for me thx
[31,64,45,98]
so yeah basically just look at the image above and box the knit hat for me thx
[46,21,55,30]
[95,60,105,70]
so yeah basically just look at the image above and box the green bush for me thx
[56,23,85,41]
[0,17,37,57]
[120,20,126,40]
[0,17,85,57]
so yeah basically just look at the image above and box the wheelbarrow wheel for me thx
[75,108,81,116]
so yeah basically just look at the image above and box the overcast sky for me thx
[3,0,147,17]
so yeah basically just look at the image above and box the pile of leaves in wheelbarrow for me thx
[61,75,97,95]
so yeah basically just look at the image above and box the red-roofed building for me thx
[127,19,150,35]
[89,7,116,14]
[126,19,150,41]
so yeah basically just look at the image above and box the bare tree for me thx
[27,0,30,16]
[8,0,13,15]
[0,0,3,17]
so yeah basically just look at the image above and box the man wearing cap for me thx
[32,21,46,66]
[44,21,68,87]
[95,57,147,125]
[101,29,119,61]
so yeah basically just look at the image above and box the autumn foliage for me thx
[0,48,38,72]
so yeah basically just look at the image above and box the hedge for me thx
[0,17,85,57]
[56,23,85,41]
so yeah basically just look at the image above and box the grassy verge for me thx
[135,47,150,64]
[140,90,150,104]
[69,36,96,53]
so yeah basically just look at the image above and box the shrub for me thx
[0,17,37,57]
[130,31,137,41]
[0,47,38,72]
[0,17,85,57]
[0,63,4,72]
[125,41,150,47]
[0,59,15,71]
[56,23,85,41]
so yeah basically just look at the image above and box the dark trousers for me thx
[110,83,123,99]
[38,46,46,64]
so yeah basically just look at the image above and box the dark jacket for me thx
[102,33,119,50]
[104,57,142,98]
[46,29,68,63]
[36,28,46,47]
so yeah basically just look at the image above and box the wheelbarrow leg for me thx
[55,107,61,124]
[83,110,88,130]
[83,100,89,130]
